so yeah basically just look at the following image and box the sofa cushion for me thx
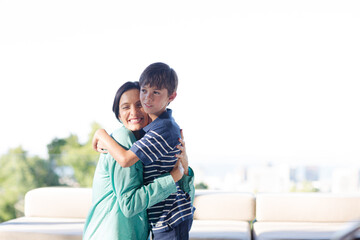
[193,191,255,221]
[256,193,360,222]
[25,187,92,218]
[0,217,84,240]
[253,222,360,240]
[190,220,251,240]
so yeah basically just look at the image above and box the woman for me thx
[83,81,194,240]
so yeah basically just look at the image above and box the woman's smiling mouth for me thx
[128,118,143,124]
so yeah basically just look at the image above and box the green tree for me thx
[55,122,101,187]
[0,122,102,223]
[47,137,67,167]
[289,181,320,192]
[195,182,209,189]
[0,147,60,222]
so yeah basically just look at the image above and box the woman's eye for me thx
[122,106,130,110]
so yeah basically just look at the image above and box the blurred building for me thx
[192,157,360,193]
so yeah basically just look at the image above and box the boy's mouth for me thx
[143,103,152,108]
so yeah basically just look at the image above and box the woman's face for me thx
[119,89,149,131]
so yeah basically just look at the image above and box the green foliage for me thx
[0,192,17,222]
[289,181,320,192]
[0,122,102,223]
[55,122,101,187]
[47,138,67,155]
[47,137,67,163]
[195,181,209,189]
[0,147,60,222]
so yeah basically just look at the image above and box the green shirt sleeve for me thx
[118,171,177,218]
[178,167,195,205]
[110,126,178,218]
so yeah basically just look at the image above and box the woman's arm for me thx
[116,161,184,218]
[107,126,185,218]
[93,129,139,167]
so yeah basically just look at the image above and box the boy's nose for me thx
[145,93,153,101]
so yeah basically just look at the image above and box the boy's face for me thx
[140,84,176,120]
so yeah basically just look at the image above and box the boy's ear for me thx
[168,91,177,102]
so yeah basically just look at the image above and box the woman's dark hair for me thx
[112,81,140,121]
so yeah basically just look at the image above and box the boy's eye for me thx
[141,89,146,93]
[136,103,142,108]
[154,91,160,95]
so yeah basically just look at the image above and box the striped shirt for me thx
[130,109,193,233]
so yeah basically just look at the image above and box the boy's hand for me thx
[170,159,184,182]
[96,140,108,154]
[176,129,189,176]
[92,129,108,153]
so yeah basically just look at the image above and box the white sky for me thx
[1,0,359,164]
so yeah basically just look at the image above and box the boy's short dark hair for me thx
[139,62,178,96]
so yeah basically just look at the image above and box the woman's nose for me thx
[130,106,137,115]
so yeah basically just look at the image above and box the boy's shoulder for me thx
[156,109,179,128]
[146,113,180,147]
[151,115,180,134]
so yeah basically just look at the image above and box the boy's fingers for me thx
[177,145,184,151]
[178,138,185,148]
[92,138,96,150]
[92,134,97,148]
[179,161,184,175]
[174,158,180,167]
[180,129,184,140]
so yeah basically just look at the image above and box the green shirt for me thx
[83,126,194,240]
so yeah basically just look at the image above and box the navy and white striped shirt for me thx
[130,109,193,233]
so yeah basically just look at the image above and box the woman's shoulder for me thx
[110,125,137,150]
[111,125,132,137]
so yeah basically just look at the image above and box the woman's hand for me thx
[176,129,189,175]
[170,158,184,182]
[92,129,109,153]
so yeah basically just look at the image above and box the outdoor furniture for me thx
[331,220,360,240]
[190,190,255,240]
[0,187,91,240]
[1,187,360,240]
[253,193,360,240]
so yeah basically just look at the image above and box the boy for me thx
[93,62,194,239]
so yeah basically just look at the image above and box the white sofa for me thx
[1,187,360,240]
[0,188,255,240]
[190,190,255,240]
[0,187,92,240]
[253,193,360,240]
